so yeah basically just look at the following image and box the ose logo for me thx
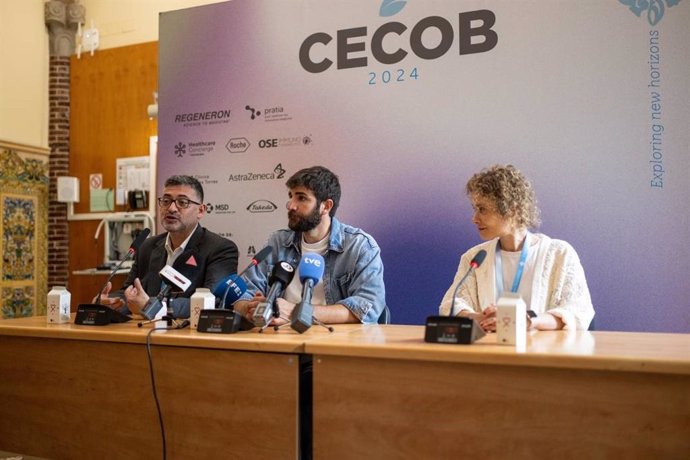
[259,139,278,148]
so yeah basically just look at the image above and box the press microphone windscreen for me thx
[471,249,487,268]
[252,246,272,265]
[211,274,248,307]
[128,228,151,255]
[269,261,296,286]
[298,254,325,285]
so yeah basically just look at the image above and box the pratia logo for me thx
[619,0,682,26]
[380,0,407,17]
[247,200,278,213]
[245,105,261,120]
[299,5,498,73]
[247,246,256,257]
[174,142,186,158]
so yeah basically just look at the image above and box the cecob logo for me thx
[298,9,498,73]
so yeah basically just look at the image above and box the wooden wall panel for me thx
[68,42,158,303]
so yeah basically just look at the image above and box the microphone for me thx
[253,261,296,327]
[94,228,151,305]
[139,250,200,320]
[423,249,487,345]
[212,274,248,309]
[449,249,487,316]
[290,254,325,334]
[212,246,272,309]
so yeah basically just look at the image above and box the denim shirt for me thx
[240,217,386,323]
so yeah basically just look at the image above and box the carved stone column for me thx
[45,0,84,57]
[45,1,85,288]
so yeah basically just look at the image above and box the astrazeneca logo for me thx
[247,200,278,213]
[228,164,286,182]
[174,142,186,158]
[274,163,286,179]
[299,9,498,73]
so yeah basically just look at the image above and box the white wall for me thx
[80,0,229,50]
[0,0,49,148]
[0,0,228,149]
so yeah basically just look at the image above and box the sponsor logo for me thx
[174,109,231,127]
[193,174,219,185]
[247,200,278,213]
[205,202,235,215]
[226,137,250,153]
[228,164,286,182]
[274,163,286,179]
[246,105,261,120]
[246,104,292,122]
[174,142,186,158]
[258,138,277,149]
[217,231,234,239]
[620,0,680,26]
[187,140,216,156]
[299,9,498,73]
[259,136,312,148]
[247,246,257,257]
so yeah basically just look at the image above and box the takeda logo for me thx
[299,8,498,73]
[247,200,278,213]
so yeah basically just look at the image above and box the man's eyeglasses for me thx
[157,197,201,209]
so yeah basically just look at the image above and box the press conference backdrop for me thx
[158,0,690,332]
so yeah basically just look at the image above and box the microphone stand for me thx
[138,291,186,328]
[273,309,334,333]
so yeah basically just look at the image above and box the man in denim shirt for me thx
[234,166,386,325]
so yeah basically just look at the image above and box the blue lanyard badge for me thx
[495,233,530,298]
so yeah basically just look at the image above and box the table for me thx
[0,315,315,459]
[306,325,690,459]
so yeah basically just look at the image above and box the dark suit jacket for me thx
[117,225,238,318]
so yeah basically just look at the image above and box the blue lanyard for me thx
[495,233,530,298]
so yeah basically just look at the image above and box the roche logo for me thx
[619,0,681,25]
[274,163,286,179]
[245,105,261,120]
[226,137,250,153]
[247,200,278,213]
[380,0,407,17]
[175,142,186,158]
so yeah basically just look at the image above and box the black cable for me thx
[145,320,190,460]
